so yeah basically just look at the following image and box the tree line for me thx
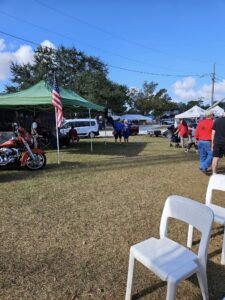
[4,45,212,117]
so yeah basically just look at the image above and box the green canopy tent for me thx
[0,80,104,111]
[0,81,105,161]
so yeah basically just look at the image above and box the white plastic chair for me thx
[187,174,225,264]
[125,195,214,300]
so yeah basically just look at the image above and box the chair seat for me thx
[131,237,198,281]
[207,204,225,224]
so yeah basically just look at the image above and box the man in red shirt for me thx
[195,111,214,173]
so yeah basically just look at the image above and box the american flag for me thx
[52,75,63,128]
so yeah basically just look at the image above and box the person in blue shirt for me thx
[122,120,131,142]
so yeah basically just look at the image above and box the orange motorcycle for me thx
[0,127,46,170]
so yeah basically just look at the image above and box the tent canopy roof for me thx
[175,105,206,119]
[120,114,153,121]
[207,105,224,117]
[0,81,104,111]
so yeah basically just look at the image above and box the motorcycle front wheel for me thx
[25,153,46,170]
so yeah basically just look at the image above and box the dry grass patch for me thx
[0,136,225,299]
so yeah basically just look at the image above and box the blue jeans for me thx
[198,140,212,170]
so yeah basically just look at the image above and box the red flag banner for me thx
[52,75,63,128]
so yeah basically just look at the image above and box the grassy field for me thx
[0,135,225,300]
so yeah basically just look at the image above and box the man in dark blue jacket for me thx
[113,121,124,143]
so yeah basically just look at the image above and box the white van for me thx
[60,119,99,138]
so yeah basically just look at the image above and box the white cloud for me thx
[0,52,13,80]
[0,39,56,81]
[171,77,196,101]
[0,39,6,51]
[41,40,56,49]
[171,77,225,103]
[0,44,34,80]
[172,77,195,90]
[15,45,34,65]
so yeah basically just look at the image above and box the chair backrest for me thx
[206,174,225,205]
[160,195,214,265]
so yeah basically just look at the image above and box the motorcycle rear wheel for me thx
[25,153,46,170]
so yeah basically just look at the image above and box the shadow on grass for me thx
[192,225,224,247]
[131,258,225,299]
[62,140,147,157]
[0,150,199,183]
[216,167,225,174]
[188,259,225,299]
[132,281,166,299]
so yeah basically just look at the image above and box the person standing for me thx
[211,112,225,174]
[113,120,124,143]
[69,125,79,144]
[122,120,131,143]
[31,117,41,148]
[194,111,214,173]
[175,119,188,148]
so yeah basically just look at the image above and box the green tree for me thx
[6,45,128,113]
[127,81,177,116]
[176,102,188,113]
[186,99,204,110]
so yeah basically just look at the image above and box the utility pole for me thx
[210,63,215,107]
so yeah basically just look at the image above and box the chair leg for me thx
[125,251,136,300]
[221,227,225,265]
[187,225,194,248]
[196,267,209,300]
[166,279,177,300]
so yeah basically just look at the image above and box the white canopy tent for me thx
[207,105,224,117]
[175,105,206,119]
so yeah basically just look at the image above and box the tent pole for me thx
[89,109,93,153]
[55,107,60,164]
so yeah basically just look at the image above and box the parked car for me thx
[60,118,99,138]
[161,119,174,125]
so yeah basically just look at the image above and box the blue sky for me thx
[1,0,225,104]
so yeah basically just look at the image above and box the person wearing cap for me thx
[211,111,225,174]
[194,111,214,173]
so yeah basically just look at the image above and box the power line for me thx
[107,64,209,78]
[33,0,210,64]
[0,10,150,66]
[0,30,210,79]
[0,30,39,46]
[215,75,225,81]
[0,10,195,73]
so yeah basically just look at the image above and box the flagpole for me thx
[52,72,62,165]
[89,108,93,153]
[55,107,60,164]
[104,117,107,145]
